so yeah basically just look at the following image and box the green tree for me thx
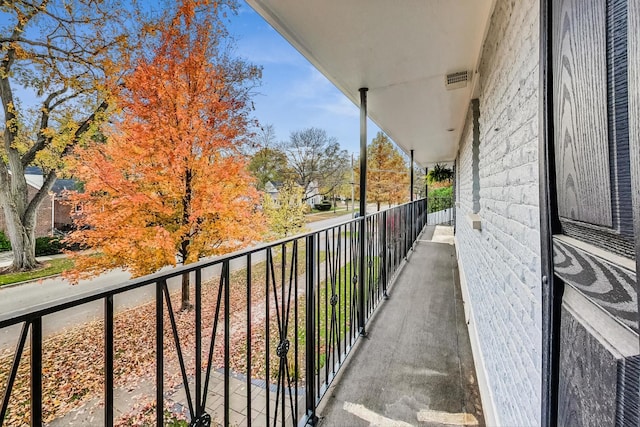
[248,147,291,189]
[332,168,354,210]
[281,127,349,201]
[262,182,306,238]
[0,0,135,270]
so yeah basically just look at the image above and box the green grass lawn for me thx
[314,256,380,370]
[0,258,73,286]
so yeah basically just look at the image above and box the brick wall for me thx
[54,201,73,229]
[455,0,541,425]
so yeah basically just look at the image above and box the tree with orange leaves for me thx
[65,0,264,310]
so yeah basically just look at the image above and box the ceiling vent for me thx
[445,70,470,90]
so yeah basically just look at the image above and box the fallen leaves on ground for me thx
[0,243,339,426]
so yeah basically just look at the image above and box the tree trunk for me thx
[180,167,193,311]
[0,168,57,271]
[5,211,38,271]
[181,271,192,311]
[0,178,41,271]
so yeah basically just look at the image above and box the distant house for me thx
[50,178,78,232]
[304,181,322,207]
[263,180,280,201]
[0,167,77,237]
[264,180,323,207]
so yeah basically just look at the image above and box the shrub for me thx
[428,186,452,199]
[0,231,10,252]
[35,236,64,256]
[0,233,75,256]
[427,186,453,213]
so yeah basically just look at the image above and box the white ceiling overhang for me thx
[245,0,495,167]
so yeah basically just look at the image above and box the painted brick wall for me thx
[455,0,541,425]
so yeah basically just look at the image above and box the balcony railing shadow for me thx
[0,199,431,426]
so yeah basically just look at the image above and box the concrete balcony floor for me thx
[317,226,485,426]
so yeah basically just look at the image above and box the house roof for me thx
[245,0,495,167]
[264,181,279,193]
[18,166,78,195]
[25,166,43,175]
[51,179,77,196]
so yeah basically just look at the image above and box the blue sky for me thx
[229,3,382,155]
[5,1,381,157]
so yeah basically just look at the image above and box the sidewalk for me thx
[0,251,69,269]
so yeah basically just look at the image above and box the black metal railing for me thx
[0,198,428,427]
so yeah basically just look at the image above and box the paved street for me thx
[0,212,359,351]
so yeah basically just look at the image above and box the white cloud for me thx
[316,95,359,118]
[236,30,303,66]
[284,66,335,101]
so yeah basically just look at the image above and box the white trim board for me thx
[454,236,499,426]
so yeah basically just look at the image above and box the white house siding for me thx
[454,0,541,425]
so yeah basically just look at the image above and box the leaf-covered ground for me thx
[0,243,350,426]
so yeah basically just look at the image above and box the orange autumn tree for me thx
[65,0,264,310]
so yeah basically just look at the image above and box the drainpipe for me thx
[358,87,367,336]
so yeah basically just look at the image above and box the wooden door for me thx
[543,0,639,425]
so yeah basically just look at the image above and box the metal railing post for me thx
[382,210,388,298]
[410,150,414,246]
[358,87,368,336]
[423,198,427,229]
[305,234,317,425]
[155,281,164,427]
[223,261,230,427]
[105,296,114,427]
[358,216,366,334]
[412,201,416,244]
[31,318,42,427]
[425,167,429,223]
[194,268,207,425]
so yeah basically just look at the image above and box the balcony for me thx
[0,198,482,426]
